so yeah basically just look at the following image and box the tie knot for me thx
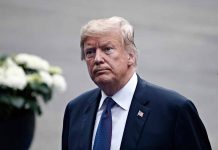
[105,97,116,110]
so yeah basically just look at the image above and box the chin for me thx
[93,75,113,86]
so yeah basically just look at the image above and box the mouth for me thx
[93,68,110,75]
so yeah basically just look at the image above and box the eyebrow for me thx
[84,41,114,48]
[84,42,95,47]
[99,41,114,47]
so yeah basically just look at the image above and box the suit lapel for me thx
[120,76,150,150]
[79,89,101,150]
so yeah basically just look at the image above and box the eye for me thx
[103,47,114,54]
[85,48,96,58]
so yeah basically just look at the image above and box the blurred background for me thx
[0,0,217,149]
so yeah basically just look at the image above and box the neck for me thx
[101,70,135,96]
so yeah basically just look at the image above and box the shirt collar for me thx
[99,73,138,111]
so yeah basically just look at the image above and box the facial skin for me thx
[83,30,136,96]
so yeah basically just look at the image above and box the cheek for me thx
[86,62,93,73]
[109,59,127,75]
[114,55,129,67]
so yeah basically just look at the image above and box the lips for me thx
[93,68,110,75]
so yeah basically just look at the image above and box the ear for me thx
[127,51,135,66]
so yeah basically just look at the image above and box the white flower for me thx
[0,68,5,84]
[14,53,50,71]
[0,53,68,115]
[5,57,17,67]
[39,71,53,87]
[0,65,27,90]
[49,66,62,74]
[52,74,67,92]
[26,73,41,83]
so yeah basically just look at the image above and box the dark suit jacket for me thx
[62,76,211,150]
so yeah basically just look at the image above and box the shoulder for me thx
[66,88,101,109]
[137,76,191,107]
[136,76,201,120]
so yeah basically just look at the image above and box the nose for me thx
[94,48,104,65]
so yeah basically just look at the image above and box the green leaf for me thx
[26,99,42,115]
[0,55,7,66]
[0,94,25,109]
[11,97,25,108]
[28,82,52,102]
[0,95,11,105]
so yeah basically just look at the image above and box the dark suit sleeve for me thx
[62,104,70,150]
[174,100,212,150]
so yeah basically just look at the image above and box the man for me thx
[62,16,211,150]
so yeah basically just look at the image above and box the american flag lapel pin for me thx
[137,110,144,118]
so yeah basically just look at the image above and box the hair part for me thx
[80,16,137,65]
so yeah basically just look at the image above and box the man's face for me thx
[83,31,135,94]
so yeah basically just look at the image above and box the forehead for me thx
[83,31,123,46]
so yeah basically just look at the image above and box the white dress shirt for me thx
[92,73,138,150]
